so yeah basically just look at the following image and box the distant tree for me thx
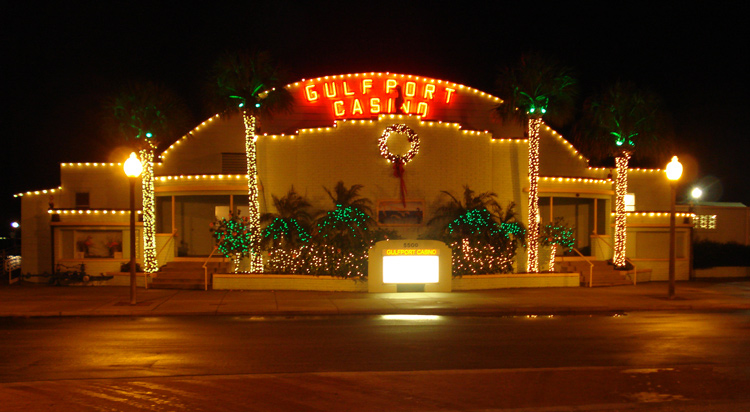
[495,52,578,273]
[103,82,190,275]
[209,51,294,272]
[574,81,671,267]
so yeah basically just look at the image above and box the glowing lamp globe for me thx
[691,187,703,200]
[123,152,143,178]
[665,156,683,181]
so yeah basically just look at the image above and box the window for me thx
[624,194,635,212]
[74,230,123,258]
[75,192,90,208]
[694,214,716,230]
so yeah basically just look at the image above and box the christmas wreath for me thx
[378,124,419,206]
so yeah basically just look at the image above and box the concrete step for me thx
[154,271,205,280]
[150,261,220,290]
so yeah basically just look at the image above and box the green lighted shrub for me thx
[262,182,398,278]
[427,186,525,276]
[210,212,254,273]
[693,239,750,268]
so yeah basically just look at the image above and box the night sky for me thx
[3,1,749,237]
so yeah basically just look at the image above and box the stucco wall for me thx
[58,163,137,209]
[21,195,53,274]
[256,116,527,238]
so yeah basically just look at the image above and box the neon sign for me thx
[300,75,458,119]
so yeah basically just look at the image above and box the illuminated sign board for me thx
[369,239,452,292]
[382,247,440,284]
[299,75,458,120]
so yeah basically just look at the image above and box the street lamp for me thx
[691,187,703,201]
[665,156,683,299]
[688,186,702,280]
[124,152,143,305]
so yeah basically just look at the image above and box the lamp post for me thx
[688,187,702,280]
[665,156,683,299]
[124,152,143,305]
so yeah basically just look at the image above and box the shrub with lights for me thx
[428,186,525,276]
[260,187,314,274]
[541,218,575,272]
[210,212,255,273]
[261,182,397,279]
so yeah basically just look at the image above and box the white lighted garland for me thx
[379,124,420,164]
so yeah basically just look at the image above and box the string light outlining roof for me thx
[14,187,62,197]
[47,209,142,215]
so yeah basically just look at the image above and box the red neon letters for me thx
[302,76,456,119]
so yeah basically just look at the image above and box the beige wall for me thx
[20,195,53,274]
[57,164,138,209]
[256,116,527,238]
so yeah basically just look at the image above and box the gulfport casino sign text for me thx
[298,74,459,120]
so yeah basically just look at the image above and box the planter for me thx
[213,274,368,292]
[452,272,580,290]
[212,272,580,291]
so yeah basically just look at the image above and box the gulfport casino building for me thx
[16,72,691,284]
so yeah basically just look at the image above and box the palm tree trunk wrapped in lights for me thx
[138,147,158,274]
[613,152,632,267]
[526,117,543,272]
[242,109,263,272]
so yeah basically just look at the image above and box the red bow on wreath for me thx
[392,160,407,207]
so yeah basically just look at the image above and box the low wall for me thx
[629,259,690,281]
[213,272,580,291]
[213,274,368,292]
[452,272,580,290]
[695,267,750,278]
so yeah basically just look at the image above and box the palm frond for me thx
[102,81,191,151]
[573,81,673,163]
[495,52,579,127]
[208,50,294,118]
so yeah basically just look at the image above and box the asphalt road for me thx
[1,312,749,411]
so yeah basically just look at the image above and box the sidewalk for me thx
[1,280,748,318]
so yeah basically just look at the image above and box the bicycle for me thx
[50,263,88,285]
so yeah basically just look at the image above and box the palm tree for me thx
[316,181,375,251]
[574,81,671,267]
[104,82,190,275]
[209,51,294,273]
[495,52,578,273]
[260,186,314,250]
[323,181,375,216]
[428,186,503,239]
[428,186,524,274]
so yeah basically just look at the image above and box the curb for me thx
[3,304,749,319]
